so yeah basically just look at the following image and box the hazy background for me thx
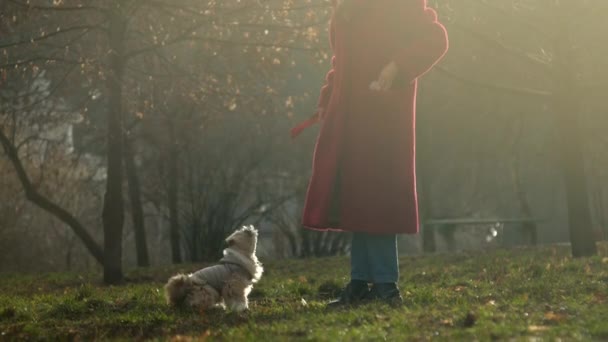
[1,0,606,277]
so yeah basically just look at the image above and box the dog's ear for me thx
[241,225,257,236]
[171,275,184,284]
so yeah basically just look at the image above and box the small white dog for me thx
[164,225,263,312]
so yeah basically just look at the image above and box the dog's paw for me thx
[213,301,226,310]
[231,302,249,313]
[231,307,250,322]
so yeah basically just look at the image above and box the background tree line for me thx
[1,0,606,283]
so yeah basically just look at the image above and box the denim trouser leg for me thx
[367,233,399,283]
[350,232,371,282]
[350,232,399,283]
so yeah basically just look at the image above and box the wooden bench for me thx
[421,217,542,253]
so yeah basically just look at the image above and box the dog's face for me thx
[225,225,258,256]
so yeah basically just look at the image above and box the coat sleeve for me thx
[316,56,336,112]
[290,16,337,138]
[316,18,337,112]
[391,1,448,82]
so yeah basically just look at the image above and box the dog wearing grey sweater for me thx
[164,225,263,312]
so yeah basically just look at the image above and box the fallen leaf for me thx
[544,311,566,324]
[528,325,549,332]
[440,318,454,327]
[592,293,606,304]
[454,286,466,292]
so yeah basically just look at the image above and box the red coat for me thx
[294,0,448,235]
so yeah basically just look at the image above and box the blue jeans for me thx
[350,232,399,283]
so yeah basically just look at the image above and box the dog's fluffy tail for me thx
[164,274,191,306]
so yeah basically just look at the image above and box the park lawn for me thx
[1,243,607,341]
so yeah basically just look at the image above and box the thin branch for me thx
[447,23,553,72]
[203,37,318,51]
[2,64,79,111]
[35,25,99,51]
[124,1,278,59]
[7,0,105,13]
[435,65,552,98]
[0,56,82,69]
[0,24,106,49]
[474,0,554,39]
[127,35,317,60]
[143,0,328,13]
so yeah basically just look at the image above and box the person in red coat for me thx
[292,0,448,306]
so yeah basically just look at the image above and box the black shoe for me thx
[326,280,370,308]
[367,283,403,306]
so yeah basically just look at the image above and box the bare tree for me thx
[124,132,150,267]
[433,0,601,256]
[0,73,105,265]
[1,0,329,280]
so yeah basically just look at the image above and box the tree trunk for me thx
[102,8,127,284]
[300,229,312,257]
[419,177,436,253]
[167,119,182,264]
[312,231,323,256]
[554,101,597,256]
[553,11,597,257]
[124,136,150,267]
[509,111,538,246]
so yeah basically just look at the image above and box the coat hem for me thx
[302,223,418,235]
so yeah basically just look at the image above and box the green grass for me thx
[1,243,607,341]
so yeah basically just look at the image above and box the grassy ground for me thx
[1,243,607,341]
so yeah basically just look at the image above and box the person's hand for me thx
[370,61,398,91]
[316,107,325,118]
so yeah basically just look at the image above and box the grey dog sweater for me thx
[189,253,252,292]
